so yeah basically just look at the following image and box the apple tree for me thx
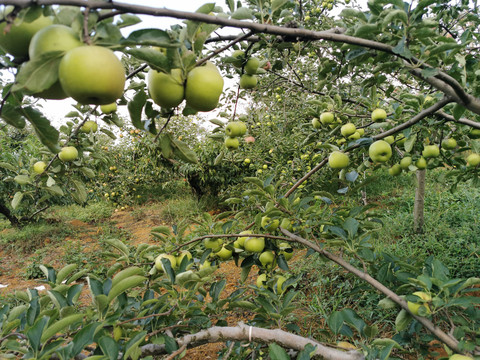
[0,0,479,359]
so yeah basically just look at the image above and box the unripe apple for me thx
[185,61,224,112]
[388,164,402,176]
[278,242,293,261]
[236,231,252,248]
[422,145,440,158]
[467,153,480,166]
[29,24,82,59]
[407,291,431,316]
[244,237,265,253]
[441,138,457,150]
[400,157,412,169]
[147,68,184,108]
[340,123,356,137]
[100,102,117,114]
[261,216,280,231]
[416,157,427,169]
[259,251,275,268]
[384,136,395,145]
[244,158,251,164]
[215,246,233,260]
[256,273,267,288]
[231,49,245,68]
[371,108,387,122]
[155,254,177,272]
[276,275,287,294]
[396,135,406,146]
[176,250,192,266]
[204,238,223,252]
[348,131,361,140]
[357,128,365,136]
[328,151,349,169]
[280,218,293,231]
[225,137,240,150]
[244,57,260,75]
[468,129,480,139]
[80,121,98,133]
[449,355,473,360]
[312,118,321,129]
[320,112,334,124]
[225,121,247,137]
[369,140,392,163]
[58,146,78,162]
[33,161,46,174]
[239,74,258,89]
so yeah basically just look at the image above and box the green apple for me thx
[225,137,240,150]
[155,253,177,272]
[467,153,480,166]
[400,156,412,169]
[236,231,252,248]
[29,24,82,59]
[369,140,392,163]
[348,131,361,140]
[240,74,258,89]
[100,102,117,114]
[147,68,185,108]
[320,112,334,124]
[244,158,251,165]
[396,134,406,146]
[0,8,53,57]
[80,120,98,133]
[384,136,395,145]
[340,123,356,137]
[416,157,427,169]
[261,216,280,231]
[328,151,349,169]
[441,138,457,150]
[449,355,473,360]
[199,259,211,270]
[58,146,78,162]
[388,164,402,176]
[33,161,46,174]
[244,57,259,75]
[176,250,192,266]
[244,237,265,253]
[204,238,223,252]
[256,273,267,288]
[215,246,233,260]
[231,49,245,68]
[278,242,293,261]
[371,108,387,122]
[357,128,365,136]
[276,275,287,294]
[422,145,440,158]
[407,291,431,316]
[337,138,346,146]
[280,218,293,231]
[225,121,247,137]
[185,61,224,112]
[259,251,275,268]
[468,129,480,139]
[312,118,321,129]
[59,46,126,105]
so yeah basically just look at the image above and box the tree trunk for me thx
[413,169,426,234]
[0,201,19,227]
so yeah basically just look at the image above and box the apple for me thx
[176,250,192,266]
[225,121,247,137]
[320,112,334,124]
[336,138,346,146]
[244,237,265,253]
[371,108,387,122]
[467,153,480,166]
[240,74,258,89]
[261,216,280,231]
[244,57,259,75]
[348,131,361,140]
[340,123,356,137]
[29,24,82,59]
[100,102,117,114]
[259,251,275,268]
[328,151,349,169]
[256,273,267,288]
[147,68,185,108]
[204,238,223,252]
[388,164,402,176]
[199,260,211,270]
[400,156,412,169]
[422,145,440,158]
[33,161,46,174]
[0,8,53,57]
[384,136,395,145]
[231,49,245,67]
[58,146,78,162]
[80,120,98,133]
[441,138,457,150]
[185,61,224,112]
[236,231,252,248]
[468,129,480,139]
[276,275,287,294]
[278,242,293,261]
[244,158,251,165]
[357,128,365,136]
[407,291,431,316]
[312,118,321,129]
[59,46,126,105]
[280,218,293,231]
[369,140,392,163]
[225,137,240,150]
[215,246,233,260]
[449,355,473,360]
[155,254,177,272]
[416,157,427,169]
[396,134,406,146]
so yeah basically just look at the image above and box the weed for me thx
[47,202,114,223]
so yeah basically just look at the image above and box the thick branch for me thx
[141,323,364,360]
[279,228,466,355]
[435,110,480,129]
[0,200,19,226]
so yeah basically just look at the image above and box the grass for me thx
[46,201,115,223]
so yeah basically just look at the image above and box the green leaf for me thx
[11,191,23,209]
[70,322,102,358]
[240,266,251,283]
[21,106,60,153]
[14,175,31,185]
[122,29,179,47]
[268,343,290,360]
[56,264,78,285]
[41,313,84,342]
[343,217,359,238]
[452,104,466,121]
[382,9,408,28]
[27,316,49,352]
[72,180,87,204]
[98,336,119,360]
[327,311,344,334]
[111,267,144,289]
[395,309,412,332]
[104,238,130,259]
[214,151,224,165]
[12,51,63,94]
[0,161,17,172]
[80,167,96,179]
[125,48,170,72]
[392,37,413,59]
[404,133,417,153]
[271,0,288,13]
[124,331,147,360]
[159,133,174,159]
[172,139,198,164]
[106,275,146,304]
[231,7,252,19]
[427,43,463,57]
[421,67,439,78]
[127,90,148,130]
[1,104,26,129]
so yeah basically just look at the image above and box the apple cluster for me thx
[229,51,264,90]
[224,121,247,150]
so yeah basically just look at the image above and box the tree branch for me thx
[435,110,480,129]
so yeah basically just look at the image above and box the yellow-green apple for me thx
[244,57,259,75]
[59,46,126,105]
[185,61,224,112]
[468,129,480,139]
[225,137,240,150]
[204,238,223,252]
[235,231,252,249]
[384,136,395,145]
[467,153,480,166]
[231,49,245,67]
[244,237,265,253]
[256,273,267,288]
[280,218,293,231]
[320,112,334,124]
[215,246,233,260]
[312,118,321,129]
[276,275,287,294]
[396,134,406,146]
[225,121,247,137]
[348,131,361,140]
[407,291,431,316]
[100,102,117,114]
[278,242,293,261]
[400,156,412,169]
[340,123,356,137]
[155,253,177,272]
[449,355,473,360]
[261,216,280,231]
[199,259,211,270]
[371,108,387,122]
[58,146,78,162]
[441,138,457,150]
[369,140,392,163]
[176,250,192,266]
[240,74,258,89]
[422,145,440,158]
[388,164,402,176]
[33,161,46,174]
[244,158,251,165]
[416,157,427,169]
[147,68,184,108]
[28,24,82,58]
[80,120,98,133]
[357,128,365,136]
[259,251,275,269]
[328,151,349,169]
